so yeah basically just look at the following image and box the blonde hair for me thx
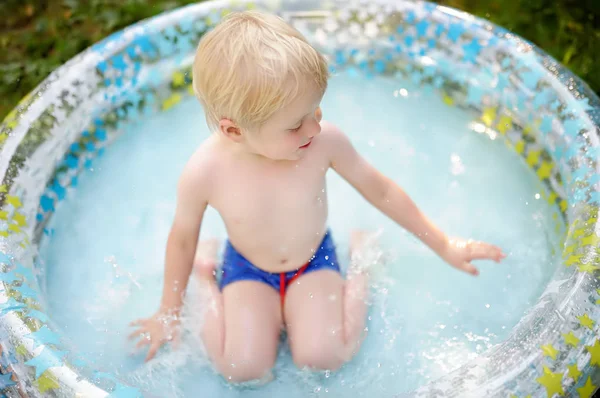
[192,10,329,131]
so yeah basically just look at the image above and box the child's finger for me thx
[468,242,503,261]
[461,261,479,276]
[128,328,145,340]
[135,335,152,350]
[145,342,161,362]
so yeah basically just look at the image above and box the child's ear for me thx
[218,118,243,143]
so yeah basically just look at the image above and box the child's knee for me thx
[217,351,276,383]
[292,342,345,372]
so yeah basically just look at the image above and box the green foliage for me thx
[0,0,598,121]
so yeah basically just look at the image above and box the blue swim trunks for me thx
[218,230,341,305]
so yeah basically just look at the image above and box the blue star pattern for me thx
[0,349,18,369]
[0,298,26,315]
[25,348,67,379]
[540,115,553,135]
[12,264,34,282]
[0,271,18,284]
[0,372,15,389]
[24,308,49,323]
[415,20,429,38]
[25,326,61,348]
[562,119,583,138]
[447,23,465,42]
[0,252,11,265]
[520,69,544,90]
[467,85,484,105]
[462,39,482,63]
[533,90,553,109]
[14,283,38,300]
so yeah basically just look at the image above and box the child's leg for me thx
[194,240,283,383]
[283,231,374,371]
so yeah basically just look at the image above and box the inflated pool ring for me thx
[1,0,599,396]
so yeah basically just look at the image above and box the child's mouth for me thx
[299,140,312,149]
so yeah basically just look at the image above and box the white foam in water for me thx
[39,71,561,397]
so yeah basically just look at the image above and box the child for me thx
[129,10,505,383]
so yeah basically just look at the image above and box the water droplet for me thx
[377,362,381,368]
[535,193,541,199]
[325,370,330,378]
[309,293,314,299]
[399,88,408,97]
[485,304,490,309]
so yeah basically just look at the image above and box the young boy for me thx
[129,10,505,383]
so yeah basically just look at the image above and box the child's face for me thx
[246,85,324,161]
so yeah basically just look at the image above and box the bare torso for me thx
[201,131,332,273]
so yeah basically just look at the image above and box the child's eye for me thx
[289,124,302,132]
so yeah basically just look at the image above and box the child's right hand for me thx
[128,310,181,361]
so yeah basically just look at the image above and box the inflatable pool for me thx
[1,0,599,396]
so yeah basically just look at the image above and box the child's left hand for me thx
[441,238,506,276]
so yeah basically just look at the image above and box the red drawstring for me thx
[280,263,309,308]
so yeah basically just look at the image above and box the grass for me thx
[1,0,598,121]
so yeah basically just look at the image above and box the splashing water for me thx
[38,71,561,397]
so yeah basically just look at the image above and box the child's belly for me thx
[216,195,330,273]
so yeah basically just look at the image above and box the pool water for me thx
[39,71,562,397]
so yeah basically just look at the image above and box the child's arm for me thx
[129,155,212,360]
[323,122,505,275]
[159,164,210,313]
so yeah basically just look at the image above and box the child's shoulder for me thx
[317,121,354,156]
[177,135,222,194]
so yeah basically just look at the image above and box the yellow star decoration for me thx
[497,115,513,134]
[578,314,595,329]
[560,200,567,212]
[0,133,7,144]
[537,161,554,180]
[5,195,23,208]
[563,244,576,256]
[536,366,564,397]
[7,224,21,233]
[481,107,497,126]
[547,192,558,205]
[0,230,8,238]
[563,331,580,348]
[586,339,600,366]
[581,233,600,247]
[573,228,587,238]
[16,344,28,356]
[36,370,60,393]
[161,93,182,111]
[565,254,582,267]
[0,184,7,193]
[577,376,597,398]
[13,212,26,227]
[526,149,542,167]
[0,210,8,220]
[442,94,454,106]
[577,263,599,274]
[513,140,525,154]
[541,344,559,360]
[567,363,582,381]
[172,71,185,87]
